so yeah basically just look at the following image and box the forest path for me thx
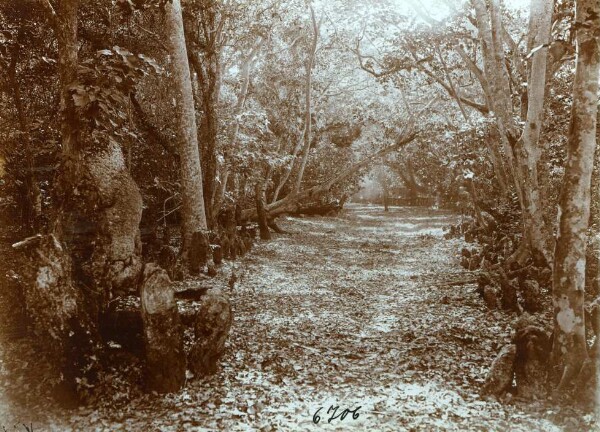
[60,205,573,431]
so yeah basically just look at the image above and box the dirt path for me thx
[7,205,590,431]
[202,204,568,432]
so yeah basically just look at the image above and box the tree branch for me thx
[39,0,57,29]
[353,36,413,78]
[130,93,178,156]
[454,43,490,100]
[410,50,489,114]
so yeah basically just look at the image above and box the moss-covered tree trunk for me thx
[551,0,599,392]
[28,0,146,405]
[56,7,143,310]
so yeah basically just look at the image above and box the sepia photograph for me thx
[0,0,599,430]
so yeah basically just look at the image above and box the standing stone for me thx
[498,268,520,312]
[520,280,542,313]
[207,262,217,277]
[242,232,253,253]
[229,235,238,260]
[140,264,186,393]
[483,286,499,309]
[514,325,550,399]
[189,289,233,376]
[235,235,245,257]
[482,344,517,396]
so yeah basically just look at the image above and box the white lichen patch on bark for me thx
[575,259,586,286]
[36,266,56,290]
[556,306,577,334]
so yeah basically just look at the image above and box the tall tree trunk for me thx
[56,0,79,161]
[551,0,599,392]
[165,0,208,253]
[472,0,522,201]
[199,65,219,229]
[271,7,319,203]
[271,124,306,203]
[38,0,143,404]
[486,126,510,195]
[472,0,551,265]
[380,167,390,212]
[293,5,319,194]
[43,0,86,406]
[514,0,554,266]
[56,0,144,313]
[214,38,264,217]
[183,1,224,229]
[593,126,600,295]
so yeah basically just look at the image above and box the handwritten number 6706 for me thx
[312,405,361,424]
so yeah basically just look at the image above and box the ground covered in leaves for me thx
[1,204,597,431]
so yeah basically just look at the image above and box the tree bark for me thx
[485,126,510,195]
[514,0,554,266]
[271,124,306,203]
[551,0,599,392]
[472,0,552,265]
[56,0,151,309]
[593,127,600,296]
[183,1,224,229]
[256,178,271,240]
[294,5,319,194]
[34,0,101,405]
[165,0,208,253]
[472,0,522,202]
[214,37,264,216]
[266,6,319,204]
[56,0,79,161]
